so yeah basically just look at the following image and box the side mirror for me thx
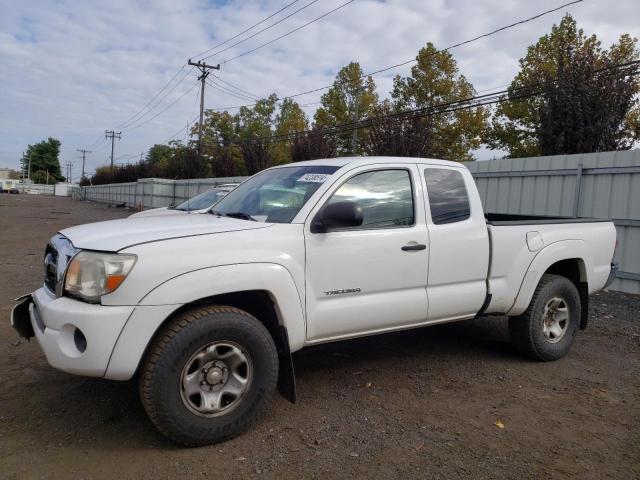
[311,201,363,233]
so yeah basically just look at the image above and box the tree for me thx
[199,110,242,176]
[366,101,435,157]
[241,140,272,175]
[485,14,640,157]
[537,45,639,155]
[390,43,487,161]
[272,98,309,164]
[237,94,278,140]
[146,144,173,166]
[31,170,55,184]
[21,138,63,181]
[314,62,378,155]
[291,126,337,161]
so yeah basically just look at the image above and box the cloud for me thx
[0,0,638,174]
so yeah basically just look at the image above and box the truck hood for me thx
[128,207,209,218]
[60,214,271,251]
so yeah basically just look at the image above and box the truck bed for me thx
[484,215,615,316]
[485,213,609,226]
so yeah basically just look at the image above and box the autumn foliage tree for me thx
[290,126,337,161]
[314,62,378,155]
[366,101,435,157]
[390,43,487,161]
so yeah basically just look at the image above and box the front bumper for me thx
[11,288,134,377]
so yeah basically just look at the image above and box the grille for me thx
[43,234,76,296]
[43,244,58,292]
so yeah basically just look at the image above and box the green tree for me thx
[198,110,242,175]
[272,98,309,164]
[314,62,378,155]
[237,94,278,140]
[390,43,487,161]
[146,144,173,167]
[485,14,640,157]
[21,138,63,181]
[31,170,55,184]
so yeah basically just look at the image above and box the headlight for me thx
[64,251,136,303]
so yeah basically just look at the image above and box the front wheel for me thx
[140,306,279,446]
[509,274,581,361]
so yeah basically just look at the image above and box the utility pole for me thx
[77,149,91,180]
[105,130,122,169]
[27,152,32,183]
[188,59,220,161]
[66,161,73,184]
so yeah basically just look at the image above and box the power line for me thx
[200,60,640,147]
[212,74,260,99]
[357,0,586,80]
[200,0,321,61]
[206,78,258,102]
[224,0,356,63]
[207,0,584,111]
[191,0,302,60]
[118,67,195,130]
[122,80,200,132]
[114,64,189,130]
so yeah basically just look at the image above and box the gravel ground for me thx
[1,193,639,480]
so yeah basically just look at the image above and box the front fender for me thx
[104,263,305,380]
[508,240,592,316]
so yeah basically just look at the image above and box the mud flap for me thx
[579,282,589,330]
[11,294,34,339]
[277,326,297,403]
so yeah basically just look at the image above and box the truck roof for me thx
[274,156,468,169]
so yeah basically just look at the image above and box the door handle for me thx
[401,243,426,251]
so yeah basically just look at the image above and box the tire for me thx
[140,305,279,447]
[509,274,581,361]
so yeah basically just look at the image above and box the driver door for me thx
[304,164,429,342]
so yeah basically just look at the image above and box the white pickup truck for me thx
[12,157,618,446]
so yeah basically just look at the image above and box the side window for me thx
[326,169,414,228]
[424,168,470,224]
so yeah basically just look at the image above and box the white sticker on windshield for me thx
[297,173,329,183]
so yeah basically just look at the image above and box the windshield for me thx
[212,165,340,223]
[175,188,230,211]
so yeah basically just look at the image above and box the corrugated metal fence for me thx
[81,177,248,209]
[16,183,55,195]
[464,150,640,294]
[78,151,639,294]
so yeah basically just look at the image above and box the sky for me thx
[0,0,638,179]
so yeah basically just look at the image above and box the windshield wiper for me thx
[208,210,257,221]
[225,212,258,221]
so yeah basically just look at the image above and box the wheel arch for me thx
[105,263,304,400]
[508,240,592,320]
[140,289,298,402]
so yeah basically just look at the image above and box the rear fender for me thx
[508,240,592,316]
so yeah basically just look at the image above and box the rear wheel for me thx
[509,274,581,361]
[140,305,278,446]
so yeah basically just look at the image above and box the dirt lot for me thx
[1,193,638,480]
